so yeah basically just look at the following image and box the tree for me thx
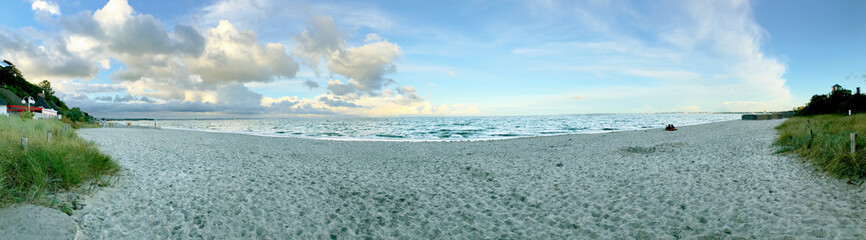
[1,62,70,111]
[38,80,55,96]
[798,88,865,116]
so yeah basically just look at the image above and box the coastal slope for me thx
[76,119,866,239]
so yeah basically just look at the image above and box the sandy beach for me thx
[74,119,866,239]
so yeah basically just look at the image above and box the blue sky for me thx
[0,0,863,118]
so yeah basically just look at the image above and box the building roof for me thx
[0,88,22,106]
[833,84,842,87]
[35,96,58,109]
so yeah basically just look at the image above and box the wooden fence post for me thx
[851,133,857,155]
[22,138,28,152]
[48,132,52,141]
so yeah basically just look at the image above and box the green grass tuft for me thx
[775,114,866,180]
[60,204,72,216]
[0,116,119,207]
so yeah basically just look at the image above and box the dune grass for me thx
[776,114,866,180]
[0,116,119,207]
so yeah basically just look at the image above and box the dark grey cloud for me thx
[103,15,173,55]
[114,94,135,102]
[318,96,359,107]
[326,80,356,96]
[283,103,334,115]
[394,86,423,105]
[303,80,319,89]
[94,96,113,101]
[172,24,206,57]
[65,97,267,117]
[60,11,105,37]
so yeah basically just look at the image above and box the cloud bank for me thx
[0,0,477,118]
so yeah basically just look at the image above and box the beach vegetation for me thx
[0,116,119,207]
[60,204,73,216]
[796,85,866,116]
[776,114,866,180]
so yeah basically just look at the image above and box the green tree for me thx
[65,107,85,122]
[798,87,865,116]
[38,80,55,96]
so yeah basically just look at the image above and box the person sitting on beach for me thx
[665,124,677,131]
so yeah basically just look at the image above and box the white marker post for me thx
[849,110,852,116]
[21,138,28,152]
[48,132,52,141]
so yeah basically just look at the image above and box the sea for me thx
[122,113,740,141]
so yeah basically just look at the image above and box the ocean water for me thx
[123,114,740,141]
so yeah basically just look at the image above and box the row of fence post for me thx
[20,125,69,152]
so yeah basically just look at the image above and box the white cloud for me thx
[31,0,60,16]
[6,0,475,117]
[43,0,298,109]
[0,31,98,81]
[295,15,402,95]
[327,40,401,92]
[189,20,298,83]
[294,15,346,75]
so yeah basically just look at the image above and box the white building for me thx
[0,97,7,116]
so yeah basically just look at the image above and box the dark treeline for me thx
[798,86,866,116]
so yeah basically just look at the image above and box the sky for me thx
[0,0,863,118]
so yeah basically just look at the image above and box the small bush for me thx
[776,114,866,180]
[19,111,34,120]
[60,116,99,129]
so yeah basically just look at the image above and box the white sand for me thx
[75,119,866,239]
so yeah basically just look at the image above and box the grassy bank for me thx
[776,114,866,180]
[0,116,119,207]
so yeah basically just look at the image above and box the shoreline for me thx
[114,119,742,143]
[75,119,866,238]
